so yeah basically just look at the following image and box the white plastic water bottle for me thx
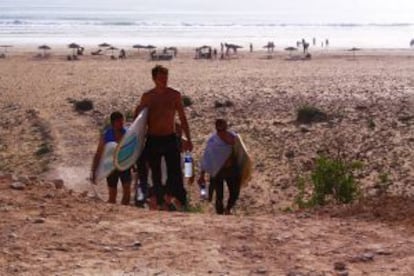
[184,151,193,178]
[200,183,207,200]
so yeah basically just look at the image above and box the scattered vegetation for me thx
[374,172,393,196]
[367,118,376,129]
[214,99,234,108]
[125,109,135,122]
[296,105,328,124]
[182,95,193,107]
[295,155,362,208]
[35,142,52,156]
[184,194,204,213]
[73,99,94,112]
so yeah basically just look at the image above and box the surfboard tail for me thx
[235,135,253,187]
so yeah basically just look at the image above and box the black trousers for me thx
[210,165,240,214]
[146,134,187,205]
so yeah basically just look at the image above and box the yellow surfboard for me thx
[234,135,253,187]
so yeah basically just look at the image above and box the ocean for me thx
[1,0,413,49]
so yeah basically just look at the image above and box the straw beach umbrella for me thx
[107,46,118,56]
[145,45,156,55]
[132,44,146,49]
[263,42,275,52]
[99,42,111,48]
[0,45,12,54]
[38,45,51,56]
[284,46,297,56]
[348,47,361,58]
[132,44,146,55]
[68,43,80,55]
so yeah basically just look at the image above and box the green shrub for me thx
[74,99,94,112]
[367,118,376,129]
[35,143,52,156]
[295,155,362,208]
[184,194,204,213]
[214,100,224,108]
[375,172,393,196]
[294,176,309,209]
[182,95,193,107]
[296,105,328,124]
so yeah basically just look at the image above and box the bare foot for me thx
[148,196,158,210]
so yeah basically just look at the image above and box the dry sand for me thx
[0,49,414,275]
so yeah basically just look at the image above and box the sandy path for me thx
[1,177,413,275]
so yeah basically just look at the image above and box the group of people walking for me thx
[91,65,242,215]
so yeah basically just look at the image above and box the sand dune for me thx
[1,49,414,274]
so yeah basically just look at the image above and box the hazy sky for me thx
[3,0,414,23]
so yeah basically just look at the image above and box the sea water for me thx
[0,0,413,49]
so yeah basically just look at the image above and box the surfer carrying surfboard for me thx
[91,111,132,205]
[198,119,241,215]
[134,65,193,209]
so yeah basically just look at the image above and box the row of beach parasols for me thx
[35,43,158,56]
[1,43,385,58]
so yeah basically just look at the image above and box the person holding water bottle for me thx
[134,65,193,210]
[198,119,240,215]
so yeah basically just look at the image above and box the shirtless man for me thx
[134,65,193,209]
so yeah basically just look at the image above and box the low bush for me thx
[296,105,328,124]
[295,155,362,208]
[182,95,193,107]
[214,99,234,108]
[74,99,94,112]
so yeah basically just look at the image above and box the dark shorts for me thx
[146,134,187,205]
[106,169,132,188]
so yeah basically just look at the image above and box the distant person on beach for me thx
[134,65,193,210]
[91,111,131,205]
[249,43,253,52]
[213,48,217,59]
[198,119,240,215]
[119,49,126,59]
[325,39,329,47]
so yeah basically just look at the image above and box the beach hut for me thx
[195,45,212,59]
[166,46,178,57]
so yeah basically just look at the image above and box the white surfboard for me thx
[95,141,117,180]
[114,108,148,171]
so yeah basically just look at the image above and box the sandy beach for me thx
[1,49,414,275]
